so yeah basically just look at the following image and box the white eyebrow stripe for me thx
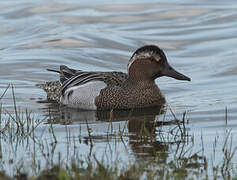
[127,51,161,71]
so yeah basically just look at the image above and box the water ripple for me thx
[0,1,237,124]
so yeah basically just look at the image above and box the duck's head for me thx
[127,45,191,82]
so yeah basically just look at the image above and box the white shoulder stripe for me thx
[61,73,104,94]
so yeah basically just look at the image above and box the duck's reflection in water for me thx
[41,102,165,125]
[40,102,204,170]
[41,103,175,156]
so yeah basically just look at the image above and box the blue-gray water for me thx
[0,0,237,177]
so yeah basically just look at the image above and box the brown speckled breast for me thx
[95,82,166,110]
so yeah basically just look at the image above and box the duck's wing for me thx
[44,65,128,97]
[61,72,105,95]
[59,65,128,95]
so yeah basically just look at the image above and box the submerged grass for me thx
[0,85,236,179]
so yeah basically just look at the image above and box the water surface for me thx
[0,0,237,177]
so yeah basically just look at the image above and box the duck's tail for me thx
[36,65,80,102]
[36,81,61,102]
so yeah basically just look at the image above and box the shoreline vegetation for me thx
[0,85,236,180]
